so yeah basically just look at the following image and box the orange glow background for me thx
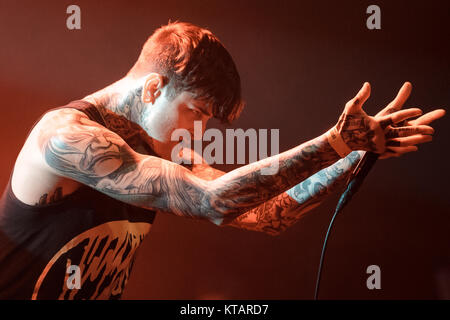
[0,0,449,299]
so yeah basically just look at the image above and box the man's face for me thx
[140,86,213,160]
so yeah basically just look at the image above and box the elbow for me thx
[208,215,227,227]
[200,192,246,227]
[207,210,243,227]
[199,203,230,227]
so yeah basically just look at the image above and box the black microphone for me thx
[336,151,379,212]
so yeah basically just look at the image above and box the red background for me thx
[0,0,449,299]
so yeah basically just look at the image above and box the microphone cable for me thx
[313,152,379,300]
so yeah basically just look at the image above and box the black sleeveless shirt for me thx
[0,100,157,299]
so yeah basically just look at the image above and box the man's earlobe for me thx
[143,90,154,104]
[144,88,161,104]
[142,74,163,104]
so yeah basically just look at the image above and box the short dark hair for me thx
[127,21,244,123]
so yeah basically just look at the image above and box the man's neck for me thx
[82,78,156,155]
[83,77,138,120]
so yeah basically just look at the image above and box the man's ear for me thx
[142,73,165,104]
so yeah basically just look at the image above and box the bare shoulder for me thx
[35,107,104,144]
[10,107,92,207]
[22,106,95,166]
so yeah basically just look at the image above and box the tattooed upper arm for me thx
[37,108,133,180]
[35,108,218,221]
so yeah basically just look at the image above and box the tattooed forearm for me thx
[202,133,344,224]
[286,150,362,204]
[225,151,363,235]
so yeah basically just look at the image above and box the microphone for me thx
[336,151,379,212]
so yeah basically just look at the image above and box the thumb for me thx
[345,82,371,113]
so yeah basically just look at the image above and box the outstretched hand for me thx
[335,82,443,155]
[373,82,446,159]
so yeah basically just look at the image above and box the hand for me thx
[373,82,446,159]
[335,82,434,154]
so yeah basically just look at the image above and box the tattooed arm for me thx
[234,151,365,235]
[189,150,364,235]
[37,107,344,225]
[188,82,443,234]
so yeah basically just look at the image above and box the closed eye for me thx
[190,108,201,117]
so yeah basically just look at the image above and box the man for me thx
[0,21,444,299]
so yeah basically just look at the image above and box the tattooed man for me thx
[0,22,445,299]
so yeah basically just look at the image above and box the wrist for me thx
[325,126,353,158]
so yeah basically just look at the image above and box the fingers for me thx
[386,124,434,139]
[345,82,371,113]
[390,108,423,125]
[407,109,446,126]
[378,108,423,129]
[386,134,433,147]
[388,82,412,112]
[354,82,371,107]
[376,82,412,117]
